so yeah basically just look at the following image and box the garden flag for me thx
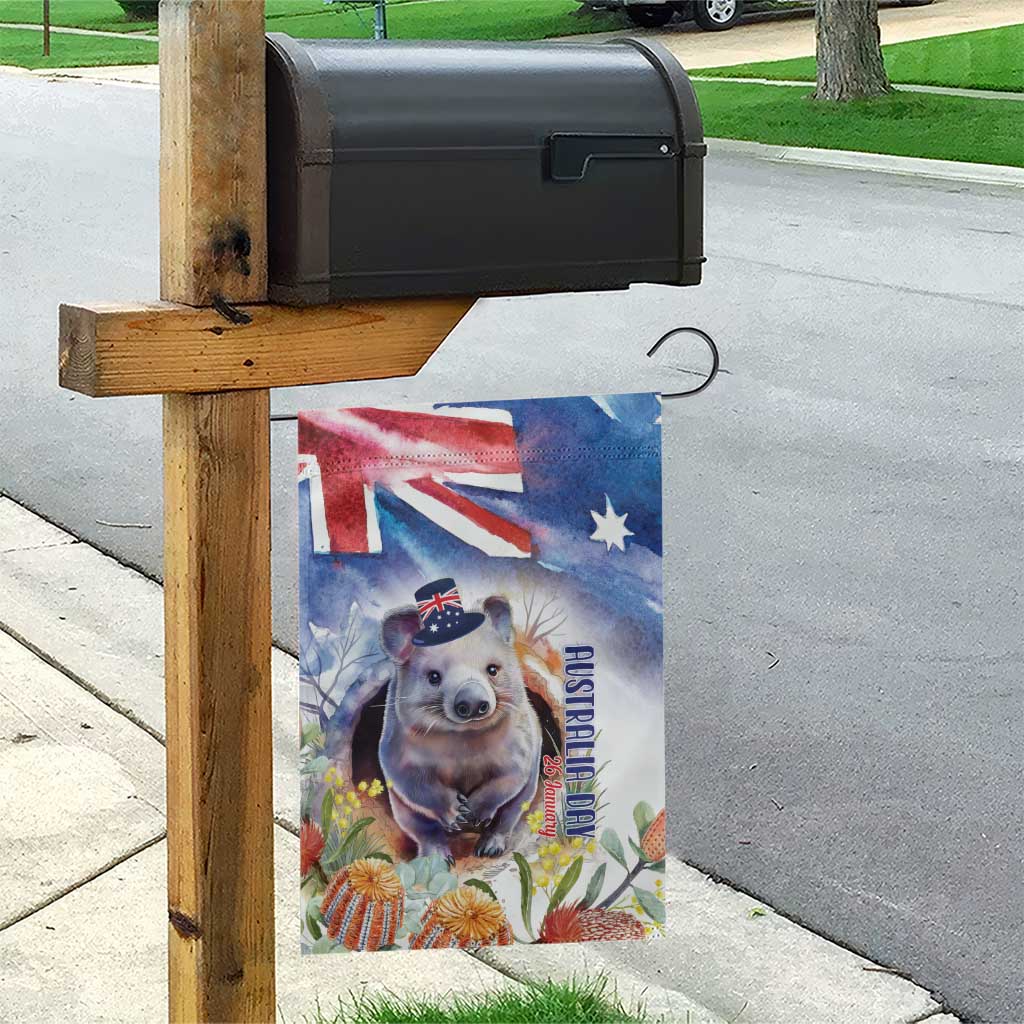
[298,394,666,953]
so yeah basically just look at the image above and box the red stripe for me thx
[320,471,369,554]
[407,477,532,555]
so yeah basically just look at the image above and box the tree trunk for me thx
[814,0,891,101]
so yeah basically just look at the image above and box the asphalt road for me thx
[2,73,1022,1022]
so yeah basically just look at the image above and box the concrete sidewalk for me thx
[0,493,958,1023]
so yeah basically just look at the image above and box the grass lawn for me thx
[695,80,1024,167]
[695,23,1024,93]
[0,0,156,32]
[0,25,156,67]
[0,0,619,41]
[268,0,619,43]
[307,978,646,1024]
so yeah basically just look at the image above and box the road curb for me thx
[0,495,959,1024]
[709,136,1024,187]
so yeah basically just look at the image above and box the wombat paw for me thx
[474,832,508,858]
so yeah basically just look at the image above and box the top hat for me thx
[412,578,485,647]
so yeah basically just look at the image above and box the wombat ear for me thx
[380,606,421,663]
[482,596,514,644]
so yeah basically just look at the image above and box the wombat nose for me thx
[453,683,492,721]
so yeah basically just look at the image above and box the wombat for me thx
[379,595,541,863]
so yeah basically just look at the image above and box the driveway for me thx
[564,0,1024,68]
[1,71,1022,1021]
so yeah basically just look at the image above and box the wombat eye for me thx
[486,664,500,677]
[427,670,442,686]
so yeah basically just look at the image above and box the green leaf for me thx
[301,721,325,750]
[580,863,606,909]
[632,885,665,924]
[320,790,335,837]
[310,935,334,954]
[306,907,322,941]
[301,755,329,777]
[337,817,374,863]
[512,852,535,939]
[601,828,627,868]
[414,857,434,887]
[395,862,415,888]
[547,856,584,913]
[464,878,498,901]
[647,858,666,873]
[428,871,458,895]
[363,851,393,863]
[628,837,649,863]
[633,801,656,840]
[748,906,768,919]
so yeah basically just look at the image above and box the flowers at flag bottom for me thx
[320,858,406,951]
[409,885,513,949]
[537,901,645,944]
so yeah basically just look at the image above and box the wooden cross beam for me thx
[56,2,472,1021]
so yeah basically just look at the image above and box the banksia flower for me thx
[300,820,325,878]
[410,885,513,949]
[538,901,645,944]
[641,808,666,862]
[320,857,405,951]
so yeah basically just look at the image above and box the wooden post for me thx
[56,3,474,1019]
[42,0,50,56]
[159,2,275,1022]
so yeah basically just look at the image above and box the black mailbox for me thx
[266,35,705,305]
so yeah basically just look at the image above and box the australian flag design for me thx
[299,394,663,688]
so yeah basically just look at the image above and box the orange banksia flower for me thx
[300,820,325,877]
[320,857,405,951]
[410,885,513,949]
[641,808,666,862]
[538,901,645,944]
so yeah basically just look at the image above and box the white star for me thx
[429,623,439,633]
[590,495,635,553]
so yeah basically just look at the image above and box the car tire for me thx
[694,0,743,30]
[626,4,675,28]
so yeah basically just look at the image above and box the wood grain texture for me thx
[159,3,275,1022]
[160,0,267,305]
[163,390,275,1024]
[58,297,475,397]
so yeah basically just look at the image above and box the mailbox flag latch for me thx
[548,133,676,183]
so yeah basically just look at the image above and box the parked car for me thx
[581,0,931,31]
[582,0,745,30]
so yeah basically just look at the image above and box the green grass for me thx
[0,0,621,66]
[694,80,1024,167]
[305,977,647,1024]
[0,24,156,67]
[0,0,619,41]
[695,23,1024,93]
[0,0,156,32]
[267,0,619,43]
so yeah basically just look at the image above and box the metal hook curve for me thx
[647,326,720,399]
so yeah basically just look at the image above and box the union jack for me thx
[417,585,462,621]
[298,405,532,558]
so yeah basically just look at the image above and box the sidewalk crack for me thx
[0,830,166,933]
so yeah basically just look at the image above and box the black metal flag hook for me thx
[647,326,720,399]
